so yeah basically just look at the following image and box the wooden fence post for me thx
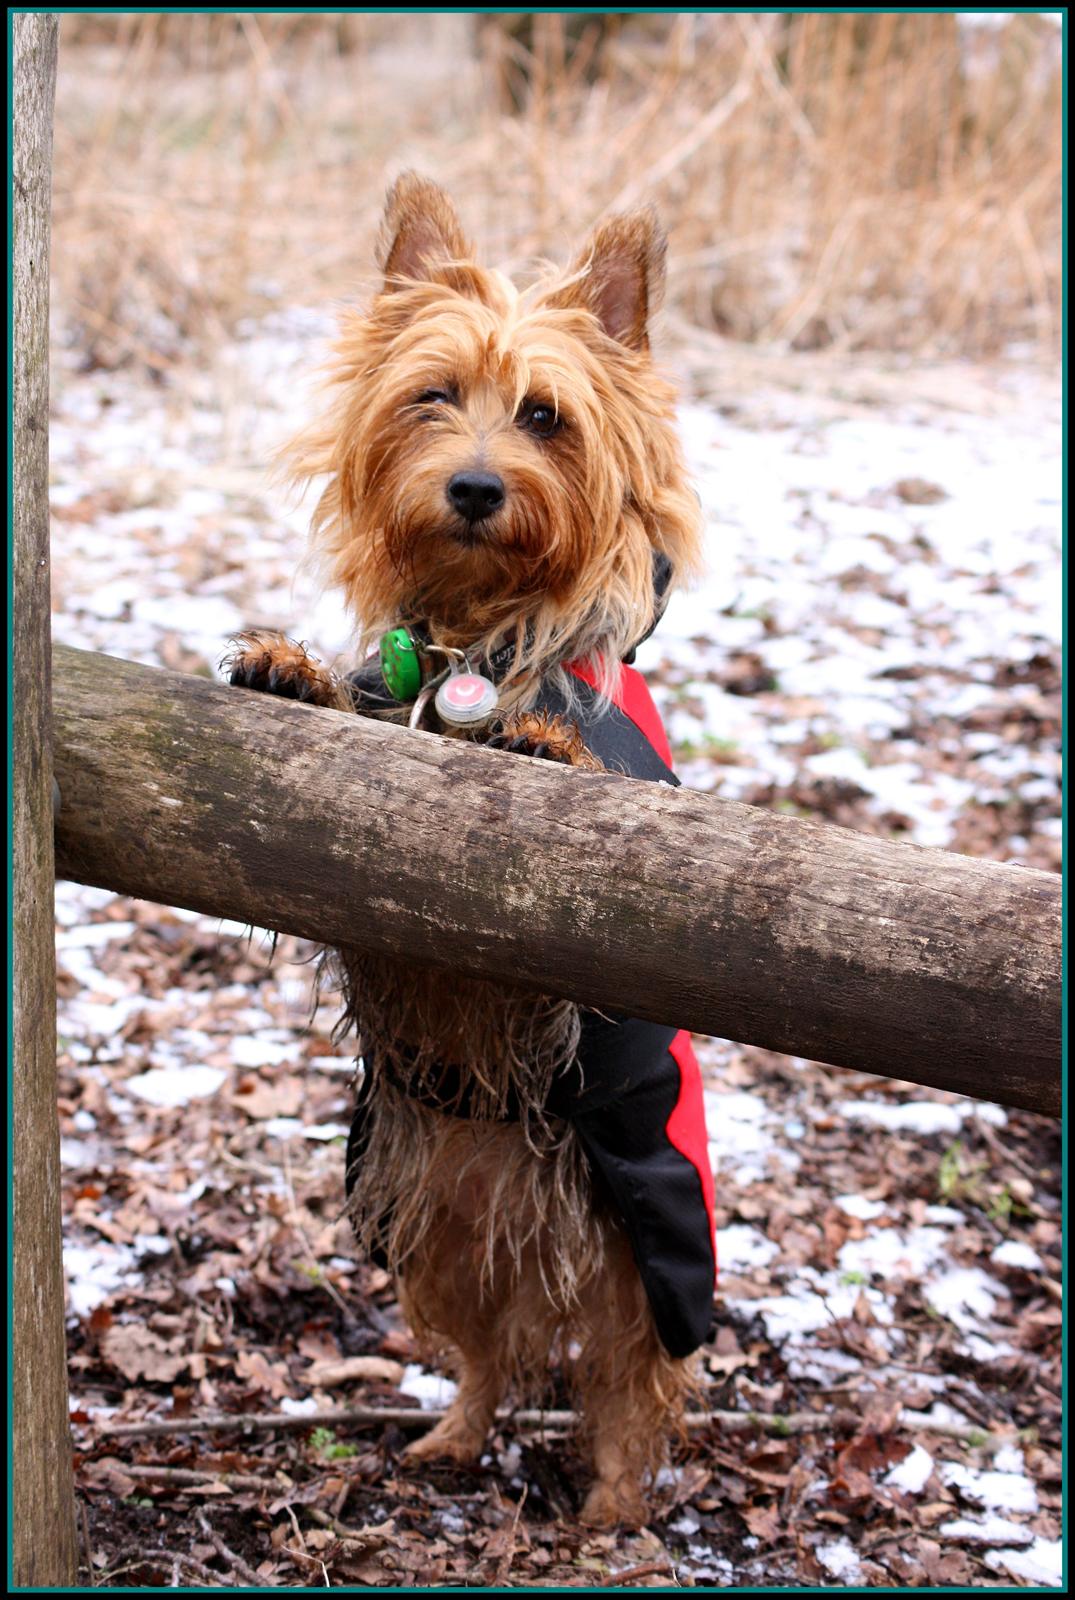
[13,12,78,1588]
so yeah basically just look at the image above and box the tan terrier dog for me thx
[227,174,714,1527]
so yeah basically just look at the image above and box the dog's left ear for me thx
[548,207,667,352]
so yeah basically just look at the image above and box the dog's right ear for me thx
[378,173,473,289]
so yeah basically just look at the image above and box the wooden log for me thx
[13,12,79,1589]
[53,645,1060,1116]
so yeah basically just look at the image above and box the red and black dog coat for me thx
[345,647,717,1360]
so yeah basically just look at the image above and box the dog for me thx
[226,173,713,1527]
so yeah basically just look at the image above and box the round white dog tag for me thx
[435,672,499,728]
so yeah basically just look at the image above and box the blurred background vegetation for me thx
[52,11,1061,374]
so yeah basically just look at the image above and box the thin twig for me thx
[306,1505,390,1549]
[78,1495,98,1587]
[494,1484,528,1586]
[602,1561,678,1587]
[279,1506,331,1588]
[607,75,753,211]
[196,1511,274,1587]
[279,1531,330,1588]
[281,1138,350,1318]
[121,1464,286,1493]
[330,1475,351,1519]
[115,1551,235,1588]
[736,14,818,155]
[104,1405,439,1439]
[101,1403,1014,1448]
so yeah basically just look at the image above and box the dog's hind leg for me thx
[397,1220,512,1466]
[574,1234,691,1528]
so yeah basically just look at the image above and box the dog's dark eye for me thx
[519,401,562,438]
[414,388,454,409]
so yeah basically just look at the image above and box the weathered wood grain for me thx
[53,646,1060,1116]
[13,12,78,1588]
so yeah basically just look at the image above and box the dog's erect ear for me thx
[378,173,473,289]
[548,207,667,351]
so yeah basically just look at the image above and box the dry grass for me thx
[52,12,1061,374]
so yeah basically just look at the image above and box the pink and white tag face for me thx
[435,672,499,727]
[442,674,487,709]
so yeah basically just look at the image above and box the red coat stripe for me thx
[567,659,675,770]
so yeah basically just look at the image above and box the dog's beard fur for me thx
[292,176,705,1517]
[328,947,594,1314]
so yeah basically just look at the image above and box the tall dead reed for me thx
[52,12,1060,373]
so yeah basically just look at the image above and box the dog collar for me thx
[373,625,511,729]
[377,622,522,702]
[353,550,675,722]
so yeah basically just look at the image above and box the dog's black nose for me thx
[447,471,505,523]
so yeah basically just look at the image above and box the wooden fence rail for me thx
[53,645,1061,1117]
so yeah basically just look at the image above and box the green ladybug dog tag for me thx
[379,627,423,701]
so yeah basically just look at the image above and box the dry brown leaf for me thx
[231,1074,305,1119]
[828,1465,876,1509]
[235,1348,292,1398]
[100,1323,189,1383]
[298,1324,340,1364]
[707,1348,759,1377]
[893,476,948,505]
[307,1355,405,1388]
[741,1503,781,1541]
[82,1457,137,1499]
[836,1423,911,1478]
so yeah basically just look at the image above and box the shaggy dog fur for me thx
[226,173,704,1527]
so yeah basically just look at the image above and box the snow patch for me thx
[838,1225,950,1281]
[264,1118,348,1141]
[837,1098,1007,1135]
[939,1516,1033,1548]
[56,920,137,949]
[940,1460,1038,1515]
[706,1087,797,1184]
[958,1332,1017,1363]
[279,1397,321,1417]
[925,1267,1006,1332]
[984,1539,1062,1587]
[230,1037,294,1068]
[989,1240,1043,1271]
[126,1065,228,1107]
[64,1241,140,1318]
[399,1365,459,1411]
[884,1443,934,1495]
[785,1347,863,1384]
[816,1539,862,1582]
[737,1271,894,1348]
[716,1225,779,1271]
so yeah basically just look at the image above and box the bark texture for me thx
[13,13,78,1589]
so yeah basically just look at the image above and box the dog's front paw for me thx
[223,631,349,709]
[487,711,604,770]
